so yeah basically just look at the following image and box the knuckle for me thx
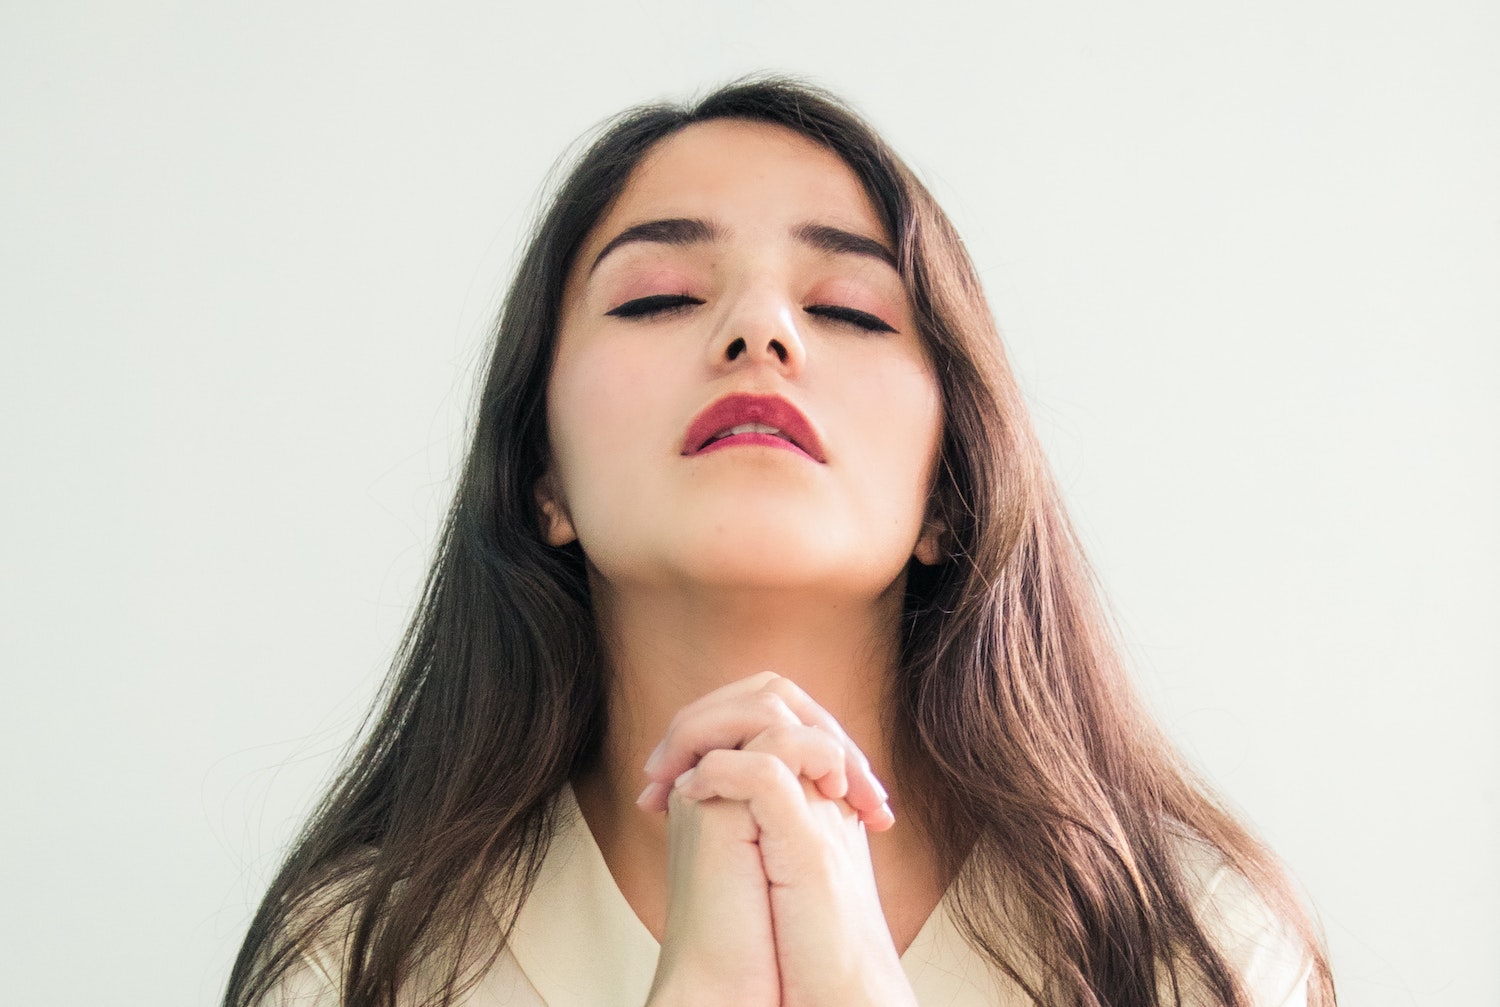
[817,735,847,769]
[803,728,842,767]
[745,751,793,792]
[751,690,796,725]
[768,672,816,714]
[695,748,735,779]
[766,674,812,707]
[741,670,780,693]
[760,722,800,750]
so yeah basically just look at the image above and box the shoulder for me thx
[243,849,372,1007]
[253,943,544,1007]
[248,847,548,1007]
[1166,828,1314,1007]
[249,952,340,1007]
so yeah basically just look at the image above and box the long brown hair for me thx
[225,76,1333,1007]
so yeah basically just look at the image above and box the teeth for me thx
[709,422,790,445]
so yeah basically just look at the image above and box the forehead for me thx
[585,119,888,250]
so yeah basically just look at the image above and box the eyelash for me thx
[604,293,703,318]
[804,304,898,334]
[604,294,897,334]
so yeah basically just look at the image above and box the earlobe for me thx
[913,519,945,566]
[534,474,578,547]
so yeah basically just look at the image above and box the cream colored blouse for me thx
[268,786,1311,1006]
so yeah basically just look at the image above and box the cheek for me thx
[546,334,676,522]
[550,366,629,490]
[838,360,943,525]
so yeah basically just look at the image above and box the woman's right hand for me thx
[645,787,781,1006]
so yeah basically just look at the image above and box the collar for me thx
[498,786,1008,1007]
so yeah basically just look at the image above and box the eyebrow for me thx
[587,217,897,275]
[791,222,897,269]
[588,218,722,275]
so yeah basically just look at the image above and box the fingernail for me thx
[674,767,696,791]
[871,777,889,803]
[635,782,660,808]
[644,741,665,774]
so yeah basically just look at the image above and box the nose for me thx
[710,292,806,375]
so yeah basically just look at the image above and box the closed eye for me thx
[605,293,705,318]
[804,304,899,334]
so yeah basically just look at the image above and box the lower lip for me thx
[692,433,816,460]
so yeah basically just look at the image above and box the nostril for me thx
[725,337,746,360]
[768,339,788,363]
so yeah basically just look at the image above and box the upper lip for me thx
[681,392,826,462]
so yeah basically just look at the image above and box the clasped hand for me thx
[637,672,919,1007]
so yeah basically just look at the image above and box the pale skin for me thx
[537,119,947,1005]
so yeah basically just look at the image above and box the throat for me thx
[575,577,924,944]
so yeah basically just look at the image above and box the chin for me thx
[669,528,912,600]
[576,503,922,599]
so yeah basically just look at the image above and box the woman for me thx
[226,77,1333,1007]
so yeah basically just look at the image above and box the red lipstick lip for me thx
[681,393,827,463]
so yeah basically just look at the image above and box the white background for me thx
[2,2,1495,1005]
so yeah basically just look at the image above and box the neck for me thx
[599,576,904,775]
[570,571,943,949]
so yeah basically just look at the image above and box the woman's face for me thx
[541,119,943,598]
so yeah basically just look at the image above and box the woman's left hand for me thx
[639,672,919,1007]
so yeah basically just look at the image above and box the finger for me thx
[640,721,883,827]
[753,677,892,827]
[652,672,784,745]
[646,671,856,777]
[642,672,892,828]
[862,801,896,832]
[741,722,848,803]
[673,749,827,857]
[645,748,890,832]
[645,688,802,788]
[643,672,786,773]
[636,779,669,810]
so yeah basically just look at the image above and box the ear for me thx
[912,514,946,566]
[534,472,577,547]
